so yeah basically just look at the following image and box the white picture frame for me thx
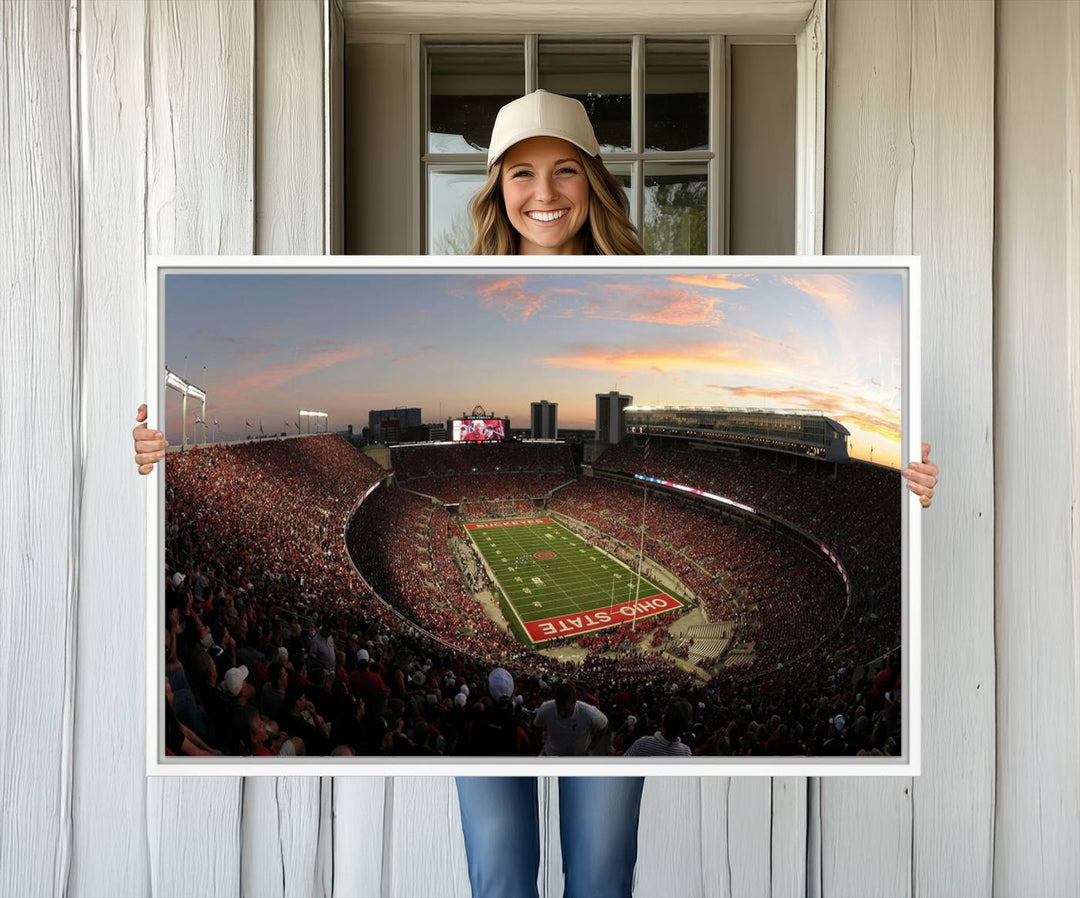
[146,254,920,777]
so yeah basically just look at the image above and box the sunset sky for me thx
[164,268,906,467]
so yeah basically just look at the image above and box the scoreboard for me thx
[452,418,506,442]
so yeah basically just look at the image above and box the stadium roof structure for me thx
[624,405,852,463]
[626,404,851,435]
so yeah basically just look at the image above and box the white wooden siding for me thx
[824,2,997,897]
[994,1,1080,894]
[1,1,1077,897]
[71,0,152,894]
[0,2,78,895]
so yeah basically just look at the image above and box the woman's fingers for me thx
[902,455,937,508]
[135,438,168,458]
[905,478,933,497]
[134,404,168,473]
[134,435,168,451]
[132,421,162,442]
[903,464,936,488]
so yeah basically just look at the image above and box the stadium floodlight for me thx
[165,368,207,450]
[298,409,329,435]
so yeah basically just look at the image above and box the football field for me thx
[464,517,686,644]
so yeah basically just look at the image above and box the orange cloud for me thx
[543,341,767,374]
[850,415,903,443]
[668,274,753,291]
[477,276,547,320]
[212,343,374,409]
[780,274,857,314]
[580,286,726,327]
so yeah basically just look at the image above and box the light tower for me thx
[298,409,329,434]
[165,368,207,449]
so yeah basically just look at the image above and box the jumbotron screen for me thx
[453,419,505,442]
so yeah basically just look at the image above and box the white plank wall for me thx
[71,1,152,895]
[383,778,471,897]
[994,1,1080,893]
[0,2,78,897]
[255,0,325,256]
[823,3,996,897]
[635,778,710,898]
[770,777,808,897]
[333,778,388,897]
[906,3,996,894]
[2,2,1079,897]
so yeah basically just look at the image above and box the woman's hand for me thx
[133,403,168,474]
[902,442,938,509]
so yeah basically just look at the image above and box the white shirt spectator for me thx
[623,731,692,757]
[310,631,336,671]
[533,700,608,756]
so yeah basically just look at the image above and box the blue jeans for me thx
[455,776,646,898]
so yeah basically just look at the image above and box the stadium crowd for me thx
[393,441,575,505]
[162,434,902,759]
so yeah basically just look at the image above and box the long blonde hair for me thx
[468,151,645,256]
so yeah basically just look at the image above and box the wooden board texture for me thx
[0,3,79,892]
[824,1,996,896]
[993,1,1080,893]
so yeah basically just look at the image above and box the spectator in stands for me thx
[533,681,609,757]
[623,698,693,757]
[309,622,336,672]
[348,648,389,702]
[236,705,278,757]
[261,661,288,719]
[463,668,532,756]
[281,689,331,756]
[164,677,221,757]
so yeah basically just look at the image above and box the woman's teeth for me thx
[527,210,567,222]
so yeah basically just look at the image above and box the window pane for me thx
[428,44,524,154]
[428,167,487,254]
[729,44,796,253]
[643,163,708,255]
[645,40,709,152]
[604,163,634,222]
[538,40,631,153]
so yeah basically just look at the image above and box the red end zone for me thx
[465,518,553,530]
[524,593,680,642]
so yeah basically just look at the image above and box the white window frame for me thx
[402,1,825,256]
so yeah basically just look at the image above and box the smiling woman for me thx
[500,137,591,254]
[467,90,645,256]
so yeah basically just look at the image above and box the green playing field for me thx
[463,517,686,644]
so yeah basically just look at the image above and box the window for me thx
[423,35,793,256]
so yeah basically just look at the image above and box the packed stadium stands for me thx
[163,433,902,759]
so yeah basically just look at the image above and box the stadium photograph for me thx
[153,260,912,768]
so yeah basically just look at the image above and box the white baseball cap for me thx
[486,90,600,169]
[222,665,249,697]
[488,667,514,701]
